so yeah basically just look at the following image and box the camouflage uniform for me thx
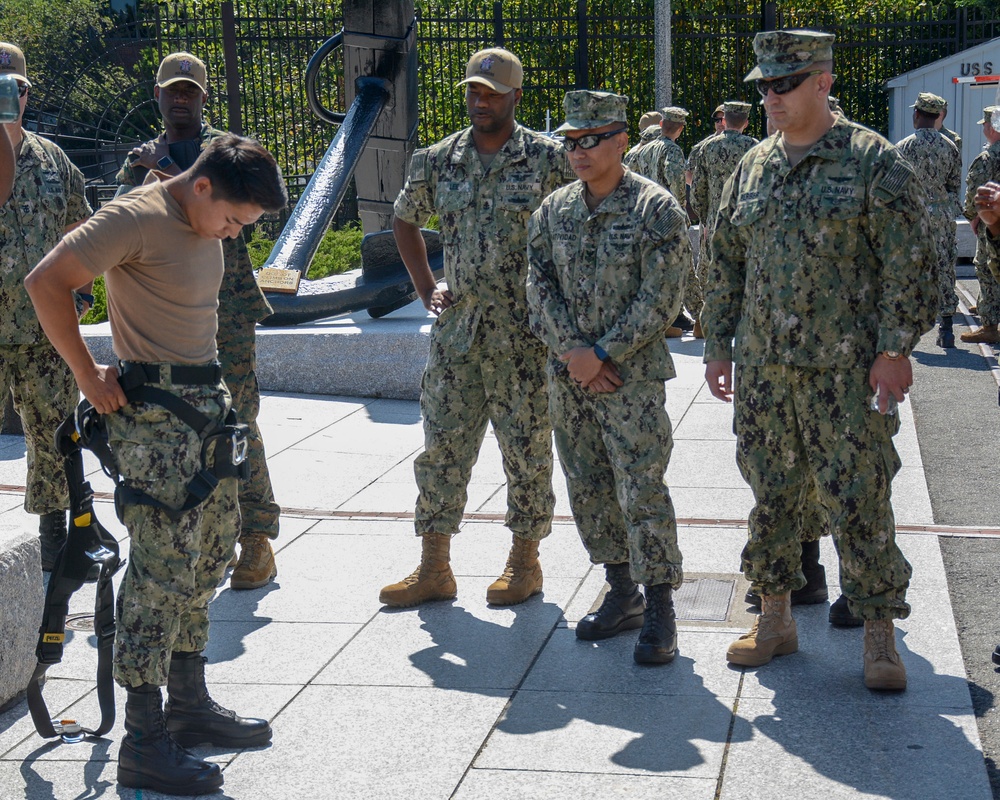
[623,125,660,170]
[942,127,962,150]
[394,124,572,541]
[895,128,961,315]
[109,375,237,687]
[691,129,758,320]
[0,131,90,514]
[634,136,687,206]
[117,124,279,541]
[704,116,937,620]
[964,139,1000,320]
[527,170,691,587]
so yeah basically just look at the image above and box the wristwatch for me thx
[881,350,902,360]
[156,155,175,170]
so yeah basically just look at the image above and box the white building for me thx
[887,37,1000,203]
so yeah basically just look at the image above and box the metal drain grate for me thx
[673,578,735,622]
[65,614,94,632]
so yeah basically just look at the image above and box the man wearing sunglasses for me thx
[0,42,92,571]
[527,90,691,665]
[702,29,936,691]
[382,48,574,609]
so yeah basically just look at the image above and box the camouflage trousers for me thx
[975,235,1000,325]
[0,342,75,514]
[934,213,958,317]
[108,375,239,688]
[734,364,911,621]
[218,322,280,541]
[549,371,683,588]
[414,329,554,541]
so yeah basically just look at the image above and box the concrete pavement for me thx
[0,305,992,799]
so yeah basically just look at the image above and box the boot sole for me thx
[230,564,277,590]
[378,591,457,608]
[634,646,677,665]
[486,585,543,606]
[865,676,907,691]
[575,612,645,641]
[169,728,273,748]
[726,637,798,667]
[117,766,224,795]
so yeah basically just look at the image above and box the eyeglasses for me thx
[561,127,627,152]
[755,70,824,98]
[16,83,27,97]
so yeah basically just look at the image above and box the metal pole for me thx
[220,1,243,135]
[655,0,672,108]
[576,0,588,89]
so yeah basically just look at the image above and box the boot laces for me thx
[867,622,896,662]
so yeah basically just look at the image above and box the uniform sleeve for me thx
[393,148,435,226]
[965,154,990,221]
[691,157,709,224]
[64,160,91,225]
[701,164,748,362]
[61,201,144,278]
[595,198,690,362]
[526,203,588,353]
[947,144,962,215]
[867,149,937,355]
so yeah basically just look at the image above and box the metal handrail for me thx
[305,31,346,125]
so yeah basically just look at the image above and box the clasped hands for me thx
[559,346,623,394]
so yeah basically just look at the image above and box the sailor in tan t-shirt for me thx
[25,134,287,796]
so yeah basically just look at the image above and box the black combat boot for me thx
[576,562,646,641]
[671,311,695,331]
[633,583,677,665]
[745,539,828,607]
[117,684,223,795]
[38,511,67,572]
[829,594,864,627]
[936,315,955,349]
[165,651,272,748]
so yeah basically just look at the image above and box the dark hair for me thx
[190,133,288,212]
[724,111,749,127]
[914,108,939,123]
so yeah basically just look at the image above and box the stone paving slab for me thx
[0,346,991,800]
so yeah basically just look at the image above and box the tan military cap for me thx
[458,48,523,94]
[911,92,946,114]
[744,29,835,82]
[555,90,628,133]
[659,106,689,123]
[157,52,208,93]
[0,43,29,87]
[723,101,752,115]
[638,111,662,131]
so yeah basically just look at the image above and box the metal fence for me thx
[28,0,1000,220]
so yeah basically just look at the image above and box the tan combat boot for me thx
[230,534,277,590]
[379,532,457,607]
[960,324,1000,344]
[692,320,704,339]
[486,536,543,605]
[665,326,683,338]
[726,591,798,667]
[863,619,907,691]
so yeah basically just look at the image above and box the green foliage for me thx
[80,276,107,325]
[247,222,363,279]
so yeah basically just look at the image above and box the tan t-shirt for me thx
[63,181,223,363]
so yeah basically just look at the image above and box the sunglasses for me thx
[755,70,824,97]
[562,127,627,152]
[712,115,724,122]
[16,82,27,98]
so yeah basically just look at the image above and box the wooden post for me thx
[342,0,418,234]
